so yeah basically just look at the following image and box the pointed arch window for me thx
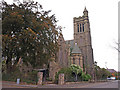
[73,58,75,64]
[80,24,81,32]
[77,24,79,32]
[83,24,84,32]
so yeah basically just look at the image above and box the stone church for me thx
[49,7,94,80]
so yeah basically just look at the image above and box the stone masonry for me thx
[49,7,94,80]
[37,72,43,85]
[58,74,65,85]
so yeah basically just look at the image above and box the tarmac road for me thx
[75,80,118,88]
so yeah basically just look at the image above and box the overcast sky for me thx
[6,0,119,71]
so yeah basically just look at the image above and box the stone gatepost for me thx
[37,72,43,85]
[58,73,64,85]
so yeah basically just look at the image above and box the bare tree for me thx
[114,42,120,53]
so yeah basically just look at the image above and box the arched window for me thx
[83,24,84,32]
[73,58,75,64]
[80,24,81,32]
[77,24,79,32]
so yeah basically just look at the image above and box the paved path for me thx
[2,81,37,88]
[1,80,119,88]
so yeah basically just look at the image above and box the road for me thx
[38,80,119,88]
[76,80,118,88]
[2,80,119,88]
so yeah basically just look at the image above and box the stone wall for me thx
[49,61,61,81]
[37,72,43,85]
[58,74,64,85]
[57,34,69,68]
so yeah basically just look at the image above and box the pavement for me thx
[1,80,119,88]
[2,81,37,88]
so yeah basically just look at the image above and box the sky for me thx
[5,0,119,71]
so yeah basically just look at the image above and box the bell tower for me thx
[73,7,94,76]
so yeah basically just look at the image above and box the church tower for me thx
[73,7,94,76]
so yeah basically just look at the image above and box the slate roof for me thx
[106,69,117,73]
[65,40,81,54]
[65,40,74,48]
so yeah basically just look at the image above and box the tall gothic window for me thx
[73,58,75,64]
[80,24,81,32]
[77,24,79,32]
[83,24,84,32]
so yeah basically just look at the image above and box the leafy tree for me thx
[94,63,111,80]
[2,0,59,72]
[54,64,90,83]
[100,68,109,79]
[70,64,82,81]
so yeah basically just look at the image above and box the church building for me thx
[49,7,94,80]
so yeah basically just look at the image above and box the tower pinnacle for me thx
[83,7,88,17]
[84,6,88,12]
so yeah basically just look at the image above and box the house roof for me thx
[107,69,117,73]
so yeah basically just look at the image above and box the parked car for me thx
[110,77,116,80]
[107,77,116,80]
[107,77,111,80]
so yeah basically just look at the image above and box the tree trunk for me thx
[6,55,12,73]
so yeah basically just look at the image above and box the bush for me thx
[21,70,38,84]
[81,73,91,81]
[85,74,91,81]
[86,74,91,80]
[2,67,38,84]
[54,64,91,82]
[2,67,23,82]
[54,67,72,83]
[81,72,86,81]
